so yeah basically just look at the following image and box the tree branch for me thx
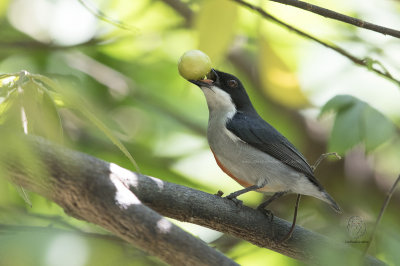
[162,0,193,25]
[230,0,400,86]
[0,224,125,244]
[3,137,384,265]
[267,0,400,39]
[3,137,236,266]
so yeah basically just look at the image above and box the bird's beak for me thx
[189,69,218,88]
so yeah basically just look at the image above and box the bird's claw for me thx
[257,206,274,222]
[225,195,243,207]
[226,192,236,200]
[231,198,243,207]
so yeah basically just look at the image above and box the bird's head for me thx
[190,69,255,114]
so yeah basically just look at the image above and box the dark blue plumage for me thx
[226,111,322,190]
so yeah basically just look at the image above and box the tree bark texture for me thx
[3,137,383,266]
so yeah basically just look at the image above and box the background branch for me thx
[231,0,400,86]
[0,224,124,244]
[3,137,384,266]
[268,0,400,39]
[162,0,193,25]
[363,174,400,255]
[0,206,84,231]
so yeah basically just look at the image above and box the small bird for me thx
[190,69,341,213]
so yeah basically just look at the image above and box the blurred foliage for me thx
[0,0,399,265]
[196,0,238,64]
[320,95,396,154]
[259,38,309,108]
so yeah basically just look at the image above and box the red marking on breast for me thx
[211,150,253,188]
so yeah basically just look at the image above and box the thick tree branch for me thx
[3,137,384,265]
[267,0,400,39]
[3,137,236,266]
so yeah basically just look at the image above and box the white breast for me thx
[201,85,236,122]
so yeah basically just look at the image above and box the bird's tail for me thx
[321,191,342,213]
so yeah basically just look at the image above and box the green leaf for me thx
[328,101,364,154]
[321,95,396,154]
[32,74,140,172]
[363,105,396,151]
[79,107,141,173]
[319,94,356,116]
[9,77,63,143]
[13,185,32,207]
[0,88,18,124]
[195,0,238,64]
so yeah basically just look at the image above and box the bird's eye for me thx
[228,80,238,88]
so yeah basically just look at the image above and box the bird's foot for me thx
[257,206,274,222]
[225,193,243,207]
[278,227,295,243]
[257,206,276,239]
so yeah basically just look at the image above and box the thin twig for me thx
[276,152,341,242]
[0,224,124,244]
[280,194,301,243]
[161,0,193,25]
[230,0,400,86]
[0,206,83,232]
[279,152,340,242]
[363,174,400,256]
[77,0,138,32]
[312,152,341,171]
[268,0,400,39]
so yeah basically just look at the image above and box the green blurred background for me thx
[0,0,399,265]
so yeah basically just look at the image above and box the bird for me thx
[189,69,341,214]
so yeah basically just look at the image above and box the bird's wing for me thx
[226,112,322,188]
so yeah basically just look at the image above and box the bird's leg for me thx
[279,194,301,243]
[257,191,287,210]
[256,191,287,220]
[226,184,263,199]
[226,184,264,206]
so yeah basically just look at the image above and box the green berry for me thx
[178,50,212,80]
